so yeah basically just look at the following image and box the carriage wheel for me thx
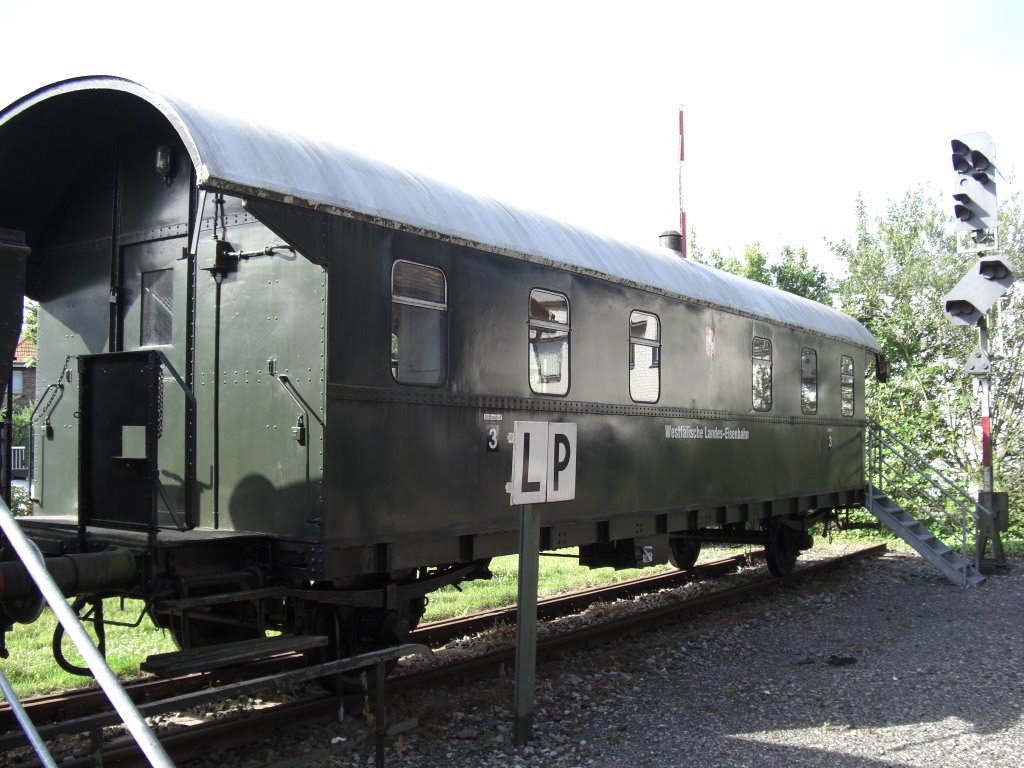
[668,537,702,570]
[304,597,426,693]
[765,518,802,577]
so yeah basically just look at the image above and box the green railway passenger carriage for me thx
[0,77,882,667]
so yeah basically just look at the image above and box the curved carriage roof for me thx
[0,76,879,351]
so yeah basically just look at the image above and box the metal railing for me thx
[866,420,991,578]
[10,445,27,475]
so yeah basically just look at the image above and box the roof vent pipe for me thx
[659,230,684,256]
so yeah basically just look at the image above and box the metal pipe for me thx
[213,271,222,530]
[513,503,540,746]
[2,367,11,508]
[0,498,173,767]
[0,549,137,603]
[0,665,58,768]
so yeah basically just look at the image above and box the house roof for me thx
[14,338,35,366]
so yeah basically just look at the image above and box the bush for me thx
[11,404,33,448]
[8,484,31,516]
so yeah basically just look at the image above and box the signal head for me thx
[950,132,997,233]
[943,255,1012,326]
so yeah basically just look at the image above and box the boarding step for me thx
[866,490,986,587]
[141,634,328,677]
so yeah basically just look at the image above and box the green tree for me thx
[985,196,1024,521]
[21,300,37,347]
[689,234,832,304]
[831,189,1024,538]
[694,241,769,283]
[740,243,771,285]
[770,245,832,306]
[11,403,32,447]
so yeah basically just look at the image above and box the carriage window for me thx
[391,260,447,385]
[529,289,569,396]
[629,310,660,403]
[141,268,174,347]
[752,337,772,411]
[841,355,855,417]
[800,347,818,415]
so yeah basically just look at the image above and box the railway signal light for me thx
[943,255,1013,326]
[951,133,997,232]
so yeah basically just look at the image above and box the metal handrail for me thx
[869,421,985,519]
[154,349,198,531]
[873,451,968,540]
[866,420,990,578]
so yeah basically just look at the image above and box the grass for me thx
[2,599,176,698]
[422,547,677,620]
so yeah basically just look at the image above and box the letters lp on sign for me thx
[510,421,577,505]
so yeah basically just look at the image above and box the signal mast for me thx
[942,132,1009,569]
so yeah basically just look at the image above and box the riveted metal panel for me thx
[192,216,327,538]
[321,216,870,552]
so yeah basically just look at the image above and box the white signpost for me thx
[509,421,577,745]
[510,421,577,506]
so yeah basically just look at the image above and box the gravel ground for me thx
[190,545,1023,768]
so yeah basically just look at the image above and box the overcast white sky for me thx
[1,0,1021,274]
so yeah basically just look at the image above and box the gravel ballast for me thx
[189,545,1024,767]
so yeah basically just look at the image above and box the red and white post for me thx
[677,106,687,258]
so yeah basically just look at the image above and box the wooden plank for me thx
[141,635,328,676]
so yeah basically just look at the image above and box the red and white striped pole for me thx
[981,389,992,470]
[677,106,687,258]
[978,321,993,492]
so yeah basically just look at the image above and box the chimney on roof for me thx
[660,230,684,256]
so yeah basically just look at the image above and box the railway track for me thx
[0,550,758,735]
[0,544,885,766]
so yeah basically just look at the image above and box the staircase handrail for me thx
[870,439,973,542]
[867,420,990,577]
[867,420,993,524]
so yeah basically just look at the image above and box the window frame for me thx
[628,310,661,404]
[140,267,175,348]
[390,259,449,386]
[528,288,570,396]
[800,347,818,415]
[840,355,856,417]
[752,336,773,412]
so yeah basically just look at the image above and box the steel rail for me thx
[400,544,887,687]
[412,550,760,647]
[0,666,58,768]
[0,657,305,734]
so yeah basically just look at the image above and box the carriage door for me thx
[78,129,194,530]
[118,236,192,513]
